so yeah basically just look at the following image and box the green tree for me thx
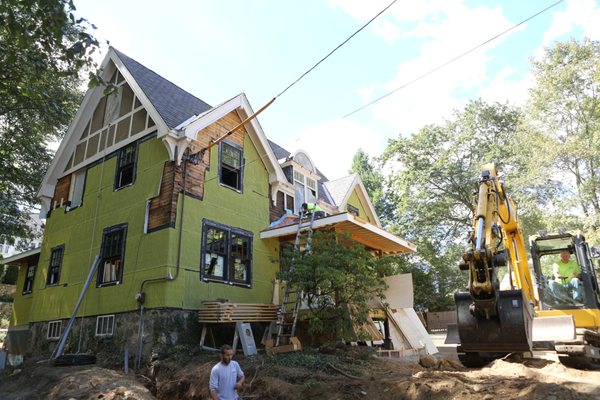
[349,149,392,222]
[0,0,100,242]
[527,38,600,241]
[381,100,531,309]
[278,231,396,342]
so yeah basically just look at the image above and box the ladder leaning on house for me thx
[274,210,317,350]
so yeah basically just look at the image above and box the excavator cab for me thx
[531,232,600,312]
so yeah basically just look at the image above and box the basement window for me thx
[96,315,115,337]
[47,320,62,340]
[115,143,137,189]
[46,245,64,286]
[22,264,36,294]
[97,224,127,286]
[219,142,243,191]
[201,220,252,287]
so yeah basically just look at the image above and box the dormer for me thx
[280,150,321,212]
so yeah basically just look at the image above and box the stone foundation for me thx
[25,308,203,365]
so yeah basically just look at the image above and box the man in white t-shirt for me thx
[209,344,245,400]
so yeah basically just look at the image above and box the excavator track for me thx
[556,330,600,369]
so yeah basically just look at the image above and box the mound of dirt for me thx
[1,350,600,400]
[0,359,153,400]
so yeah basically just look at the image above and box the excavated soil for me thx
[1,350,600,400]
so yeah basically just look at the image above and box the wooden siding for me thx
[52,174,71,210]
[147,111,248,231]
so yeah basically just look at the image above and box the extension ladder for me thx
[274,211,317,347]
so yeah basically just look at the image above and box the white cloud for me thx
[371,4,518,133]
[542,0,600,47]
[284,118,383,179]
[478,67,533,106]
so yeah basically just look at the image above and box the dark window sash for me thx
[98,224,127,286]
[200,219,252,287]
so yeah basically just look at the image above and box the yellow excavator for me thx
[449,163,600,368]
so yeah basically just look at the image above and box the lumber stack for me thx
[198,302,279,323]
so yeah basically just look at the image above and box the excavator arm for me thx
[453,164,535,364]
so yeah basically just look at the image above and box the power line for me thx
[275,0,398,99]
[343,0,565,118]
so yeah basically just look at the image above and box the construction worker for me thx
[209,344,244,400]
[552,250,580,283]
[301,202,325,218]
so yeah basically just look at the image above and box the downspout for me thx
[135,145,189,369]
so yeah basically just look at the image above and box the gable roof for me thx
[113,49,212,129]
[324,174,357,206]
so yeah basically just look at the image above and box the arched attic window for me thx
[291,151,318,212]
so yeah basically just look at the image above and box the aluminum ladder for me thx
[274,211,317,347]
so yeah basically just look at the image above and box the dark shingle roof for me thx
[113,48,212,129]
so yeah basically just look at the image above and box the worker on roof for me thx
[301,202,325,218]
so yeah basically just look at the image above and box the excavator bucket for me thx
[454,289,533,353]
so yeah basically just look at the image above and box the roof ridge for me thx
[111,47,209,105]
[111,47,212,129]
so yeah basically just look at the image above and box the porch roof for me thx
[1,247,41,267]
[260,213,416,255]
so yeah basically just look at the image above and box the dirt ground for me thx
[1,348,600,400]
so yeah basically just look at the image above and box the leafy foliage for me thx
[349,149,394,223]
[0,0,100,242]
[278,231,396,342]
[381,100,529,310]
[527,38,600,241]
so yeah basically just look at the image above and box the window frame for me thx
[200,219,252,287]
[95,315,115,337]
[97,224,127,287]
[218,141,244,192]
[46,245,64,287]
[67,168,87,211]
[114,142,138,190]
[293,169,318,211]
[47,320,62,340]
[22,263,36,294]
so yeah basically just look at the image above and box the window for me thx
[285,193,295,213]
[219,142,243,191]
[98,224,127,286]
[347,204,360,217]
[47,320,62,340]
[293,170,317,212]
[67,169,86,210]
[46,245,64,286]
[23,264,36,294]
[115,143,137,189]
[96,315,115,337]
[201,220,252,286]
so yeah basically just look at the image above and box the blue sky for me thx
[75,0,600,179]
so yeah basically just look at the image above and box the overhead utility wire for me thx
[275,0,398,99]
[200,0,398,152]
[343,0,565,118]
